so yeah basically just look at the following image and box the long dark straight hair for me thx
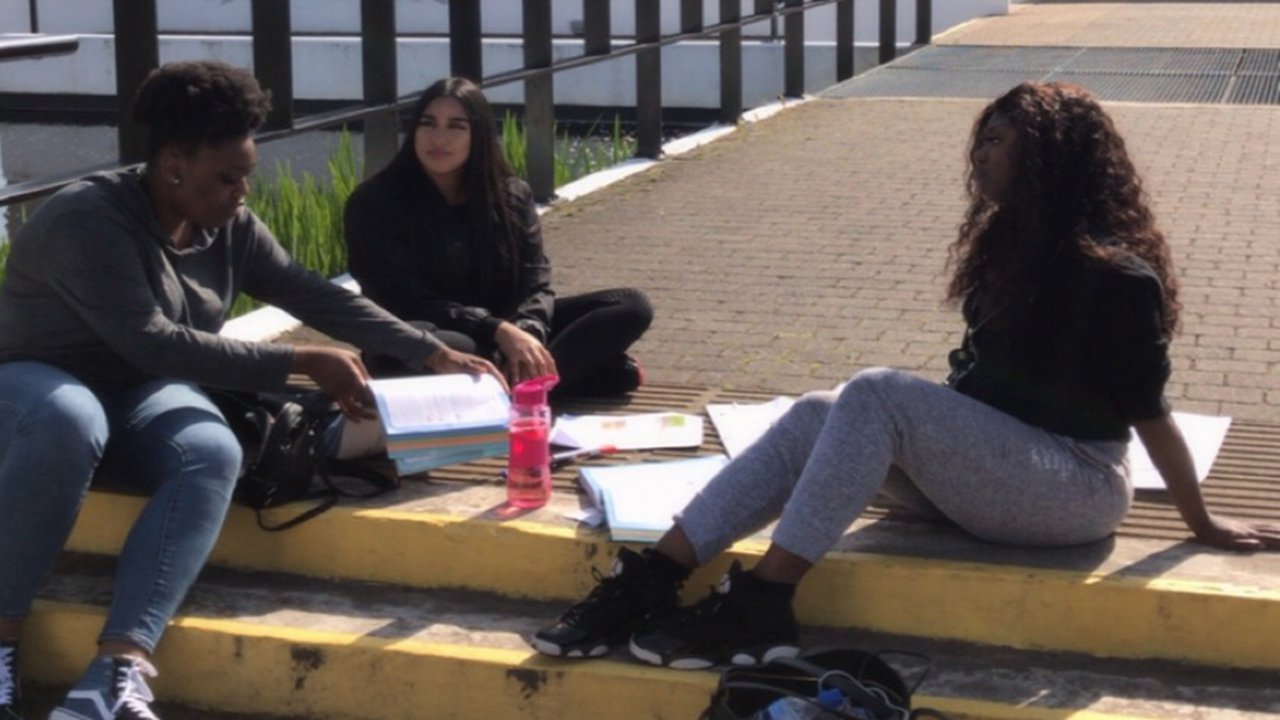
[386,77,522,291]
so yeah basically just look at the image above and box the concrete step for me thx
[64,482,1280,673]
[22,556,1280,720]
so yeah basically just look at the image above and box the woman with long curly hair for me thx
[529,82,1280,669]
[345,77,653,395]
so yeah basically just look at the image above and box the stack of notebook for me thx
[367,374,510,475]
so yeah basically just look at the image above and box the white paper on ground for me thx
[1128,411,1232,491]
[550,412,704,450]
[705,397,797,458]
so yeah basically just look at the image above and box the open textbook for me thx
[367,374,510,475]
[579,455,730,542]
[707,397,1231,491]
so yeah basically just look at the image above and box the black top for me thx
[951,251,1171,441]
[344,167,554,344]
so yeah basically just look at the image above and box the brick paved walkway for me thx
[939,2,1280,49]
[539,3,1280,422]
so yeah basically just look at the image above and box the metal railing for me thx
[1,0,933,206]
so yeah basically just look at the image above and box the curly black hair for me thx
[947,81,1179,337]
[131,60,272,161]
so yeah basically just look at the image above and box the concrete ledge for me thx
[65,485,1280,672]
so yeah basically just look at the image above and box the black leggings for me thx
[368,288,653,396]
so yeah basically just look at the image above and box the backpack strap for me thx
[768,657,901,719]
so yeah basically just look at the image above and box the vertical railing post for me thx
[879,0,896,64]
[584,0,611,56]
[27,0,38,32]
[718,0,742,124]
[635,0,662,159]
[916,0,932,45]
[113,0,158,163]
[837,0,855,80]
[784,0,804,97]
[449,0,482,81]
[524,0,555,201]
[361,0,397,179]
[251,0,294,131]
[681,0,703,33]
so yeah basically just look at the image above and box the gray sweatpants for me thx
[677,368,1132,564]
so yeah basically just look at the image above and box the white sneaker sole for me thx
[630,638,800,669]
[529,636,610,659]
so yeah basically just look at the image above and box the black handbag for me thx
[703,648,951,720]
[209,388,399,531]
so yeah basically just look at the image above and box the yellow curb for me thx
[25,600,715,720]
[67,491,1280,671]
[24,601,1167,720]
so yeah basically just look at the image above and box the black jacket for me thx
[953,251,1172,440]
[344,166,554,344]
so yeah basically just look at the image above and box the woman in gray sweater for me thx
[0,61,499,720]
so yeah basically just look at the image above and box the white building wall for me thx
[0,1,1006,108]
[2,0,1006,42]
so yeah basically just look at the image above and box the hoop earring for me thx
[170,176,181,186]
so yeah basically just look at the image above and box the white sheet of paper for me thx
[550,412,704,450]
[1127,411,1232,491]
[706,397,796,458]
[368,374,509,435]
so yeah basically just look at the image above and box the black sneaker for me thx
[49,656,160,720]
[629,561,800,670]
[531,547,687,658]
[0,641,20,720]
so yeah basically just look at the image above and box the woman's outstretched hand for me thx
[424,346,510,393]
[1193,515,1280,552]
[292,346,376,421]
[494,321,557,384]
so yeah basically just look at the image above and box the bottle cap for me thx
[513,374,560,407]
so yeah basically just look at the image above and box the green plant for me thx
[0,238,9,287]
[501,112,636,187]
[233,130,362,317]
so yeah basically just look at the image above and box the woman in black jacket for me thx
[345,77,653,395]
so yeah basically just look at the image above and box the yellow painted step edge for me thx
[66,491,1280,671]
[24,600,1161,720]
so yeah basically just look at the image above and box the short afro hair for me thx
[131,60,272,160]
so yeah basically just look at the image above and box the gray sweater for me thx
[0,169,443,393]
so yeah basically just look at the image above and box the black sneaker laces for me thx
[0,645,15,706]
[112,658,159,720]
[560,565,627,626]
[667,580,735,644]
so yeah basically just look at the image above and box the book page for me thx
[368,374,509,435]
[579,455,730,541]
[1128,411,1232,491]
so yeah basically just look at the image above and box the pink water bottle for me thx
[507,375,559,508]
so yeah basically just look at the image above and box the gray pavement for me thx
[539,3,1280,423]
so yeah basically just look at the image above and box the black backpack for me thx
[703,648,951,720]
[210,388,398,531]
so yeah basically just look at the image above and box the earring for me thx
[170,176,181,186]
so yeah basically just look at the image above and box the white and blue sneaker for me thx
[1,641,21,720]
[49,656,160,720]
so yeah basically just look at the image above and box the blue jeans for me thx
[0,361,241,653]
